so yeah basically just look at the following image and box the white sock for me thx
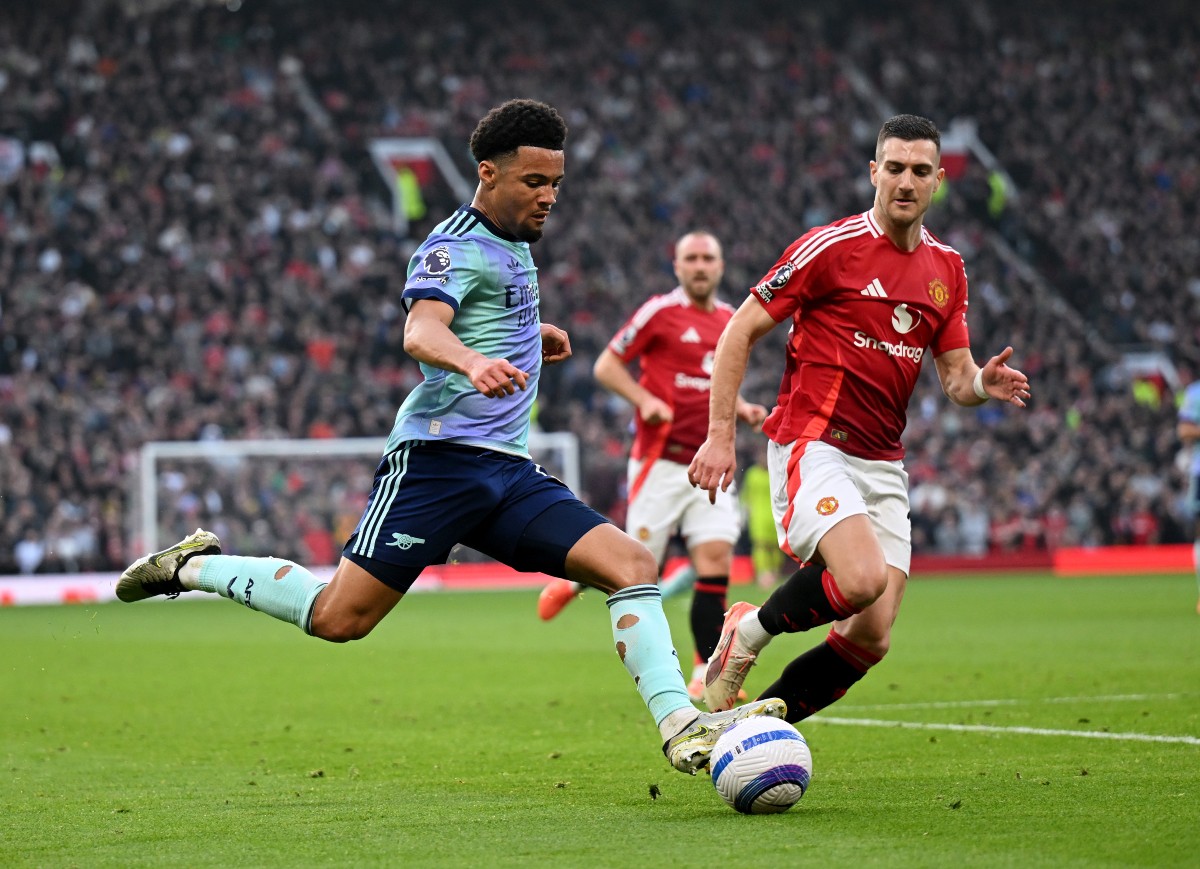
[177,556,207,590]
[738,610,773,654]
[658,707,700,741]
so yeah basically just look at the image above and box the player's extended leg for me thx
[195,553,401,641]
[757,565,906,722]
[564,522,785,773]
[566,523,694,730]
[117,528,405,640]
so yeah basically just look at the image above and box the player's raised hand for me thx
[466,357,528,398]
[979,346,1031,408]
[688,436,737,504]
[540,323,572,364]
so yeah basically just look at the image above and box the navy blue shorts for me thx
[342,441,609,592]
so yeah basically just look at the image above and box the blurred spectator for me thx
[14,528,45,575]
[0,0,1193,571]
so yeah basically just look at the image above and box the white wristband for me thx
[972,369,989,401]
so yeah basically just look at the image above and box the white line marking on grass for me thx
[837,693,1186,711]
[812,716,1200,745]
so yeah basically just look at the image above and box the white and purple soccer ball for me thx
[710,715,812,814]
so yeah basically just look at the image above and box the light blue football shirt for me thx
[388,205,542,457]
[1180,380,1200,475]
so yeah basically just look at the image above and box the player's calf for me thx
[759,628,884,722]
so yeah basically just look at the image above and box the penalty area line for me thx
[811,716,1200,746]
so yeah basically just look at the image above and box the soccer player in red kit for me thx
[539,231,767,701]
[689,114,1032,721]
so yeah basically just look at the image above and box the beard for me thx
[517,225,544,243]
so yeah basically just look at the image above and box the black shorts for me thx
[343,441,608,592]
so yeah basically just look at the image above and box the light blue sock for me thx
[606,585,693,725]
[198,555,327,634]
[659,563,697,600]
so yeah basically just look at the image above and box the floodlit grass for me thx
[2,573,1197,867]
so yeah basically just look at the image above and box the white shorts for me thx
[625,457,741,563]
[767,439,912,576]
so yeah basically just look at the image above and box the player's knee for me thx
[309,610,376,643]
[837,564,889,610]
[565,526,659,593]
[607,541,659,590]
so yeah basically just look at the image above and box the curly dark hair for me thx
[875,114,940,159]
[469,99,567,164]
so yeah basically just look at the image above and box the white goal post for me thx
[132,433,581,563]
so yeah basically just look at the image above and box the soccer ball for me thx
[710,716,812,814]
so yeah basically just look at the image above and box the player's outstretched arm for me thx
[404,298,528,397]
[935,345,1031,408]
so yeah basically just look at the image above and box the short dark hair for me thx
[469,99,567,164]
[876,114,940,159]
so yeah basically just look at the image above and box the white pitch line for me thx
[812,716,1200,746]
[836,693,1187,712]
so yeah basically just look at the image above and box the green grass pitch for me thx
[3,573,1197,868]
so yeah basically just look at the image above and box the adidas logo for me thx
[861,278,887,298]
[680,327,702,343]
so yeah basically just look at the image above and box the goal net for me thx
[131,433,581,567]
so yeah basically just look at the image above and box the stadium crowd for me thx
[0,0,1194,573]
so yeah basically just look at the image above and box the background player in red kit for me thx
[539,231,767,701]
[689,115,1032,721]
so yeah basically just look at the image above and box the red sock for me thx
[758,564,861,634]
[690,575,729,660]
[758,628,882,722]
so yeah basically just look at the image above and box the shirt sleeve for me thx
[931,256,972,355]
[749,234,826,322]
[402,238,482,313]
[608,298,658,362]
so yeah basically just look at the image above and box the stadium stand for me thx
[0,0,1193,573]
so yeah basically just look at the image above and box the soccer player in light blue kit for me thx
[116,99,784,774]
[1178,376,1200,614]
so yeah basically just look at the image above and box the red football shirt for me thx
[753,210,971,460]
[608,287,736,466]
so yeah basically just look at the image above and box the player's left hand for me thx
[736,401,768,430]
[540,323,572,364]
[980,346,1032,408]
